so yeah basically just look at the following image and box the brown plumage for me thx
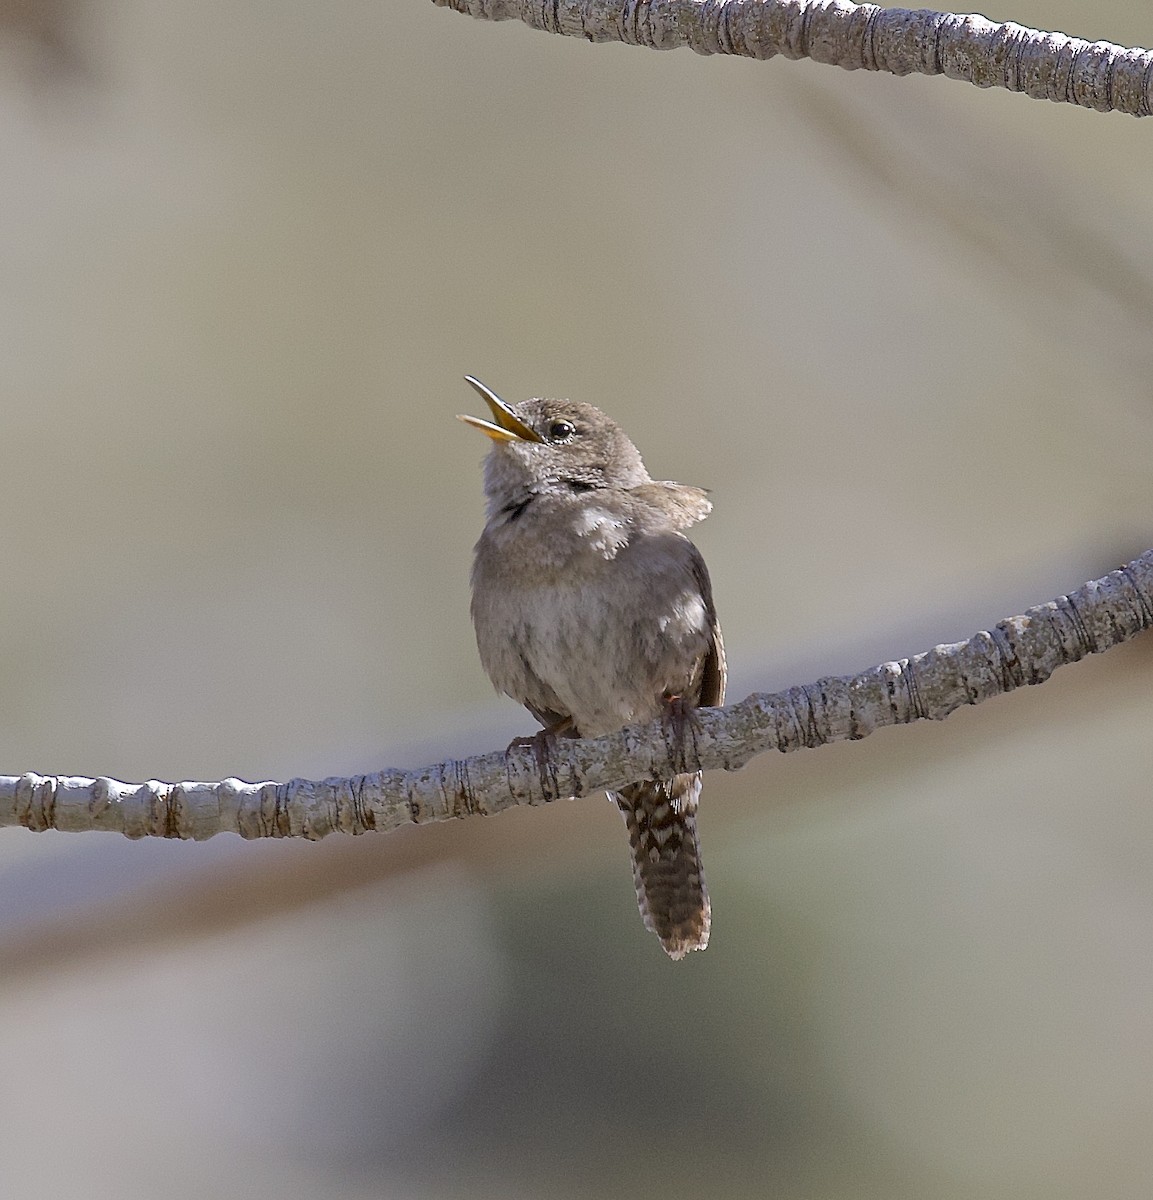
[459,377,725,959]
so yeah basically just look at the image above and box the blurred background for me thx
[0,1,1152,1196]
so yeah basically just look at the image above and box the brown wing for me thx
[689,543,725,709]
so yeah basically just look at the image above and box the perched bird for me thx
[459,377,725,959]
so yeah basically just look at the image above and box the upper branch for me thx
[3,549,1151,840]
[431,0,1153,117]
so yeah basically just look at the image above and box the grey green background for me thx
[1,2,1152,1197]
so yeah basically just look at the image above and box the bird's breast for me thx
[471,525,712,737]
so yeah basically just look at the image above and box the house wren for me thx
[459,377,725,959]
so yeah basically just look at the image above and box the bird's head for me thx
[458,377,650,510]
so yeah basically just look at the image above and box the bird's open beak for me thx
[457,376,544,443]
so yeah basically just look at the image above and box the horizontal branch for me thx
[431,0,1153,117]
[3,550,1151,840]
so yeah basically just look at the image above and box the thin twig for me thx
[431,0,1153,117]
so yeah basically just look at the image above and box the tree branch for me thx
[431,0,1153,117]
[3,549,1151,840]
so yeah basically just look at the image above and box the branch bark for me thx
[431,0,1153,117]
[3,549,1151,840]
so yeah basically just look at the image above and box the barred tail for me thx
[614,774,710,959]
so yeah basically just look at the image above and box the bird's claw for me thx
[506,718,574,797]
[660,693,699,775]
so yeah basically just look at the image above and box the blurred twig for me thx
[431,0,1153,117]
[0,0,84,78]
[3,549,1151,839]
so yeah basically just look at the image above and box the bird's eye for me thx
[548,420,576,442]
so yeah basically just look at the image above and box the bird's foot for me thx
[660,693,700,775]
[506,718,574,797]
